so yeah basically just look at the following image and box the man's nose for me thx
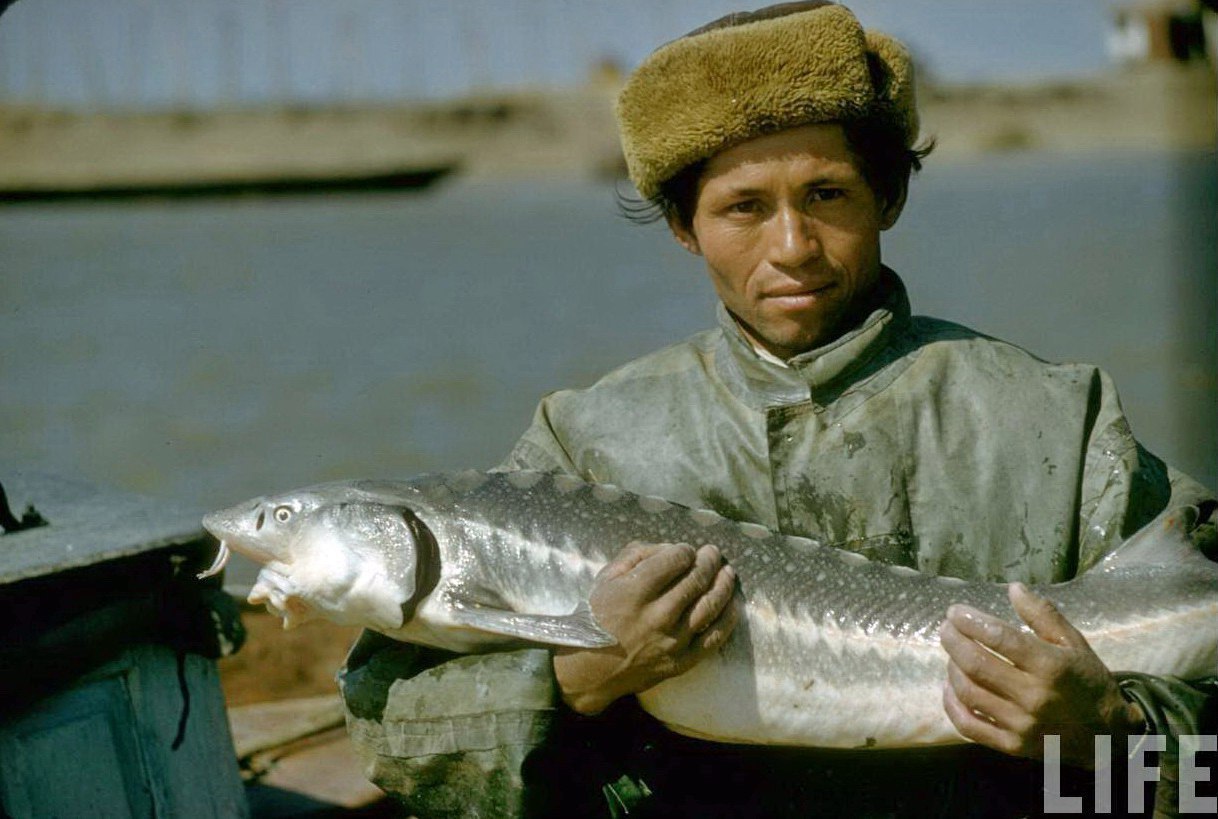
[768,206,821,268]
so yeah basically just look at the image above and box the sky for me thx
[0,0,1182,109]
[844,0,1136,83]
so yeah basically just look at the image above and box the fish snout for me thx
[201,499,282,564]
[200,509,231,539]
[202,499,257,540]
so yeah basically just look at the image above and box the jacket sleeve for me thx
[1075,370,1213,572]
[339,401,577,819]
[1075,371,1217,808]
[496,392,583,475]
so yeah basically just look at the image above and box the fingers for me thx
[940,590,1138,766]
[945,660,1031,736]
[589,542,727,639]
[942,674,1024,757]
[694,593,740,653]
[617,541,698,599]
[945,604,1047,671]
[559,541,737,711]
[658,544,723,618]
[598,540,685,583]
[687,562,736,633]
[940,617,1033,705]
[1008,582,1087,650]
[666,593,740,681]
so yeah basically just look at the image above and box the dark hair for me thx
[617,116,935,232]
[617,159,705,230]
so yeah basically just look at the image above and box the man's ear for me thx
[666,214,702,256]
[879,185,908,231]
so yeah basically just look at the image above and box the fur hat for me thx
[616,2,919,199]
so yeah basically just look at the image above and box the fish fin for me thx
[250,567,317,629]
[1093,505,1217,574]
[446,595,617,648]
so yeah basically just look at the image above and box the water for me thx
[3,151,1215,585]
[2,178,719,506]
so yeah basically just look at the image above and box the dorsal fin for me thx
[1093,505,1217,575]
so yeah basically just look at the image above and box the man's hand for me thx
[553,540,739,716]
[939,582,1145,768]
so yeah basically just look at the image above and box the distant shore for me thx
[1,64,1213,199]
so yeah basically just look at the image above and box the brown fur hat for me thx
[616,2,919,199]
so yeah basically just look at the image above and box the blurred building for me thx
[1108,1,1212,66]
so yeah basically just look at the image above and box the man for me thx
[343,4,1215,816]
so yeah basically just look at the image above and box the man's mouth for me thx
[764,282,836,305]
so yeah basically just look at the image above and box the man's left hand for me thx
[939,582,1145,768]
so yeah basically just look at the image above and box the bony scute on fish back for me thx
[201,470,1218,749]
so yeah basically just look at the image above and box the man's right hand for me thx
[553,541,739,716]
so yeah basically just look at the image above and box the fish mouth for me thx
[197,533,278,572]
[200,506,279,572]
[196,540,231,579]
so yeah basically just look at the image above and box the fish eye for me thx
[273,505,293,523]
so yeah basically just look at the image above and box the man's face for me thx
[671,123,901,359]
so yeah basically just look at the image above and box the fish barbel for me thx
[201,470,1218,748]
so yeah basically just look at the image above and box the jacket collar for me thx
[714,267,912,408]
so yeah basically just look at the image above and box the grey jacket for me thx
[342,270,1215,818]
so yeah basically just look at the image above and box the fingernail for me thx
[952,606,991,631]
[955,607,989,628]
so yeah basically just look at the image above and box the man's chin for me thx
[758,316,843,358]
[731,307,843,359]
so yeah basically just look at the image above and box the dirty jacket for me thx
[505,270,1209,580]
[345,270,1215,818]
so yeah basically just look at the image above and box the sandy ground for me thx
[1,65,1213,194]
[219,607,362,707]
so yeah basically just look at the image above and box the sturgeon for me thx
[200,470,1218,749]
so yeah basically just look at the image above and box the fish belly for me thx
[637,613,959,749]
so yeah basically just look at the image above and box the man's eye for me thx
[727,200,760,214]
[807,188,844,203]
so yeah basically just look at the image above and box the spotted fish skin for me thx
[202,470,1218,749]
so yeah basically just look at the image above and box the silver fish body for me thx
[201,470,1218,749]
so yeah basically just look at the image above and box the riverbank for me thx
[1,64,1212,198]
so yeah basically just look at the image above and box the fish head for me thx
[201,487,332,569]
[201,482,439,631]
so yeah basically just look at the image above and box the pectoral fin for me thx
[446,595,616,648]
[249,568,316,629]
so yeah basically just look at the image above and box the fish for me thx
[200,469,1218,749]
